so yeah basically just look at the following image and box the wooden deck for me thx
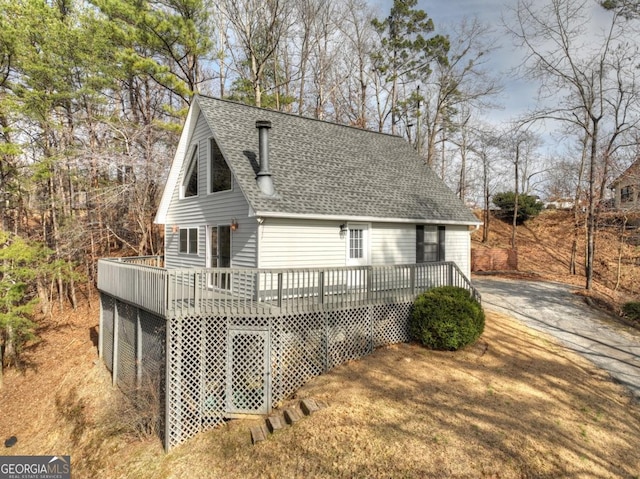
[97,257,479,318]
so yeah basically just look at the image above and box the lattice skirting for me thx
[100,294,413,450]
[165,302,412,450]
[99,295,166,440]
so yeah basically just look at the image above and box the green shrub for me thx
[492,191,544,224]
[410,286,485,351]
[622,302,640,323]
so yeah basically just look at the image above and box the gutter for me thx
[251,210,482,227]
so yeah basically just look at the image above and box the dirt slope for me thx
[473,209,640,307]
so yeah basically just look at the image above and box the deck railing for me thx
[97,257,479,317]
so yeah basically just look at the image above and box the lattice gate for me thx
[226,328,270,415]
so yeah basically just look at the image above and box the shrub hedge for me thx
[410,286,485,351]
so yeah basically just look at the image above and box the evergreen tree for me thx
[371,0,449,134]
[492,192,544,224]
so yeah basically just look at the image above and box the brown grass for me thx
[1,211,640,478]
[3,308,639,478]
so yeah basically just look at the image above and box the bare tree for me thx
[420,18,502,168]
[222,0,291,107]
[507,0,640,289]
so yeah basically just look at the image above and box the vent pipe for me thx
[256,120,275,196]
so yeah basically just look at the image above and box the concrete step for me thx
[250,397,325,444]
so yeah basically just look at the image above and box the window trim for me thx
[208,137,233,195]
[621,185,633,203]
[181,145,199,198]
[416,225,445,263]
[179,227,199,255]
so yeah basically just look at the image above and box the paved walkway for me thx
[474,277,640,401]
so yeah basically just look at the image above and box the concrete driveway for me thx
[473,276,640,401]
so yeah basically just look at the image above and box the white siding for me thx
[258,219,471,278]
[444,225,471,278]
[258,218,346,268]
[164,111,257,269]
[370,223,414,265]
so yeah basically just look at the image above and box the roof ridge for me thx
[195,93,404,140]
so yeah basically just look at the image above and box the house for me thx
[155,95,480,278]
[610,158,640,210]
[98,95,483,451]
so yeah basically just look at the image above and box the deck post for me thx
[164,316,172,451]
[112,300,119,387]
[410,265,416,296]
[277,273,283,308]
[136,308,142,388]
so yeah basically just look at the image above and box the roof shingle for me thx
[197,95,479,224]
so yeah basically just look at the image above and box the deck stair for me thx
[250,398,324,445]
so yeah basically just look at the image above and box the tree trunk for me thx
[585,118,599,290]
[4,325,15,368]
[570,127,589,275]
[512,144,520,250]
[615,215,627,291]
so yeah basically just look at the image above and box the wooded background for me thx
[0,0,639,369]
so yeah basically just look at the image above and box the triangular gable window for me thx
[210,138,232,193]
[182,146,198,198]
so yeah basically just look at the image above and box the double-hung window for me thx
[621,185,633,203]
[416,225,445,263]
[179,228,198,254]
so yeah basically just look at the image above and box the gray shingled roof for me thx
[197,95,479,224]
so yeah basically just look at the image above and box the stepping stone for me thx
[266,415,284,433]
[250,425,268,444]
[284,407,303,425]
[300,398,319,416]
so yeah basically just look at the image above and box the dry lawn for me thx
[2,306,639,479]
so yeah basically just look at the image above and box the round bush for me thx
[410,286,485,351]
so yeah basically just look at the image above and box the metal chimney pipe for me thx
[256,120,275,196]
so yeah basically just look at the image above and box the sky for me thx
[370,0,528,121]
[371,0,619,146]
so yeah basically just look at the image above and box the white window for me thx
[179,227,198,254]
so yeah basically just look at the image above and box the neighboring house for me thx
[155,95,480,278]
[544,197,575,210]
[611,158,640,210]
